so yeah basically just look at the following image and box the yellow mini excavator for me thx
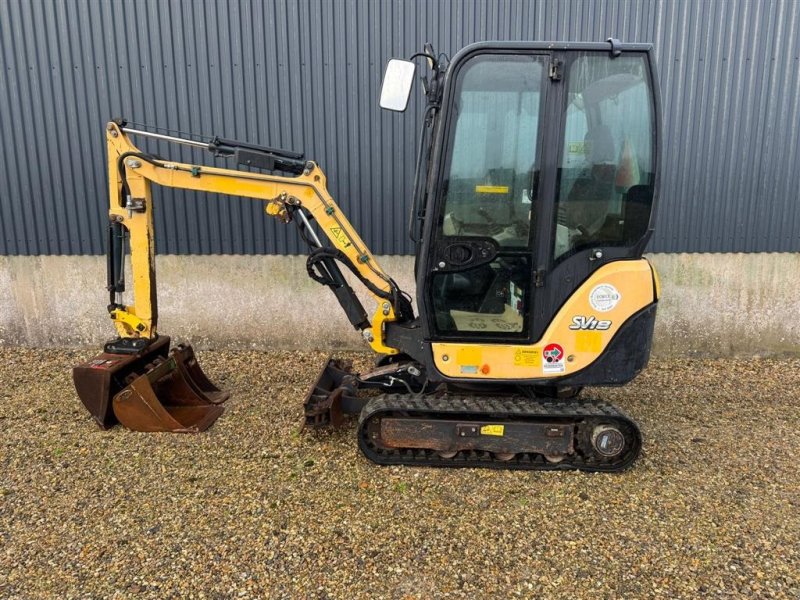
[74,39,661,471]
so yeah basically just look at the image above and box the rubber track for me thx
[357,394,642,472]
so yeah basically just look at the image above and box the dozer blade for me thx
[303,358,360,428]
[73,336,172,429]
[112,353,224,433]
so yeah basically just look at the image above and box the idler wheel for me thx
[591,425,625,458]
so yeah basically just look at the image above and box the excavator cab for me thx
[74,39,662,471]
[409,42,658,352]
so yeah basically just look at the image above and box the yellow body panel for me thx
[652,263,661,300]
[431,259,656,380]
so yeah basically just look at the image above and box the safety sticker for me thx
[542,343,565,374]
[329,227,352,248]
[480,424,505,436]
[589,283,621,312]
[513,349,541,367]
[474,185,509,194]
[567,141,587,154]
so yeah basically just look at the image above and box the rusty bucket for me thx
[170,344,229,405]
[73,337,228,433]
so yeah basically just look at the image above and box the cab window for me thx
[440,55,543,248]
[431,54,545,336]
[554,54,655,261]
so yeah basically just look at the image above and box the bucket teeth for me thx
[73,337,228,433]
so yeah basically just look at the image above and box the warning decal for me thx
[513,349,541,367]
[329,227,352,248]
[542,343,565,374]
[474,185,510,194]
[480,424,505,436]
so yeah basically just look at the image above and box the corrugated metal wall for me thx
[1,0,798,255]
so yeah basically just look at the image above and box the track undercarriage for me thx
[303,359,642,473]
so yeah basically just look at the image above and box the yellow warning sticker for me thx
[481,424,505,436]
[513,348,541,367]
[329,227,352,248]
[568,141,586,154]
[474,185,509,194]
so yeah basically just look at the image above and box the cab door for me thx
[423,52,552,343]
[530,49,658,342]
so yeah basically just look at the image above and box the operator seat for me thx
[563,124,618,233]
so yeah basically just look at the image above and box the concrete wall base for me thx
[1,254,797,356]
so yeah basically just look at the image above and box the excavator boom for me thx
[74,120,410,432]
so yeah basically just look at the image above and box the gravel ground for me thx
[1,348,798,599]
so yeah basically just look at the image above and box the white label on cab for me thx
[589,284,621,312]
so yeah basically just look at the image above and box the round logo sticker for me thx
[589,284,621,312]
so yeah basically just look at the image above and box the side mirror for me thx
[379,59,416,112]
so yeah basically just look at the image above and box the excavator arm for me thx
[104,120,406,356]
[73,120,415,433]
